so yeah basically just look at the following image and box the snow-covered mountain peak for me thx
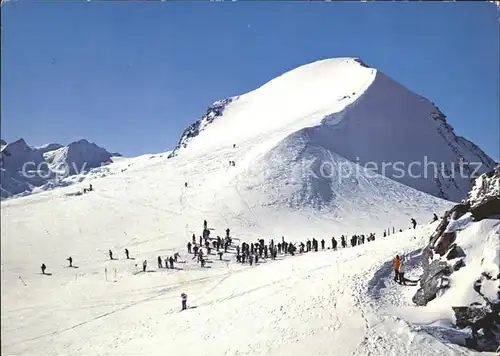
[46,139,114,175]
[168,57,376,158]
[1,138,45,172]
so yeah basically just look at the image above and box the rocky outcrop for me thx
[413,165,500,352]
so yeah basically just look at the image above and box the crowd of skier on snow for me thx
[37,176,439,310]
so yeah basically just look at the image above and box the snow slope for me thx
[1,140,458,355]
[169,58,496,202]
[1,191,468,355]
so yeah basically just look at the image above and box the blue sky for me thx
[2,2,499,159]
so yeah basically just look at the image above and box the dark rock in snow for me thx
[470,197,500,221]
[445,243,466,260]
[452,258,466,271]
[412,260,452,306]
[452,303,500,352]
[435,231,457,257]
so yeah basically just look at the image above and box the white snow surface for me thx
[1,147,483,355]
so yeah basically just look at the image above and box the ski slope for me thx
[1,147,456,355]
[2,57,495,355]
[2,203,471,355]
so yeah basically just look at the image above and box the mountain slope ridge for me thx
[168,57,496,202]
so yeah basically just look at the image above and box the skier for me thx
[184,182,188,188]
[142,260,147,273]
[226,228,230,238]
[187,242,192,254]
[411,218,417,229]
[125,248,130,259]
[169,256,174,269]
[398,260,406,285]
[233,144,236,148]
[109,250,113,260]
[321,239,325,250]
[89,184,93,192]
[41,263,47,275]
[192,234,196,245]
[332,237,337,250]
[157,256,162,269]
[432,213,438,222]
[181,293,188,311]
[392,255,400,282]
[67,256,73,267]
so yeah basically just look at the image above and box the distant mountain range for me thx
[0,138,120,199]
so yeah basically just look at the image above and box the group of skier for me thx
[38,215,431,282]
[182,219,391,270]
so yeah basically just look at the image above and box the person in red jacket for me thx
[393,255,400,282]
